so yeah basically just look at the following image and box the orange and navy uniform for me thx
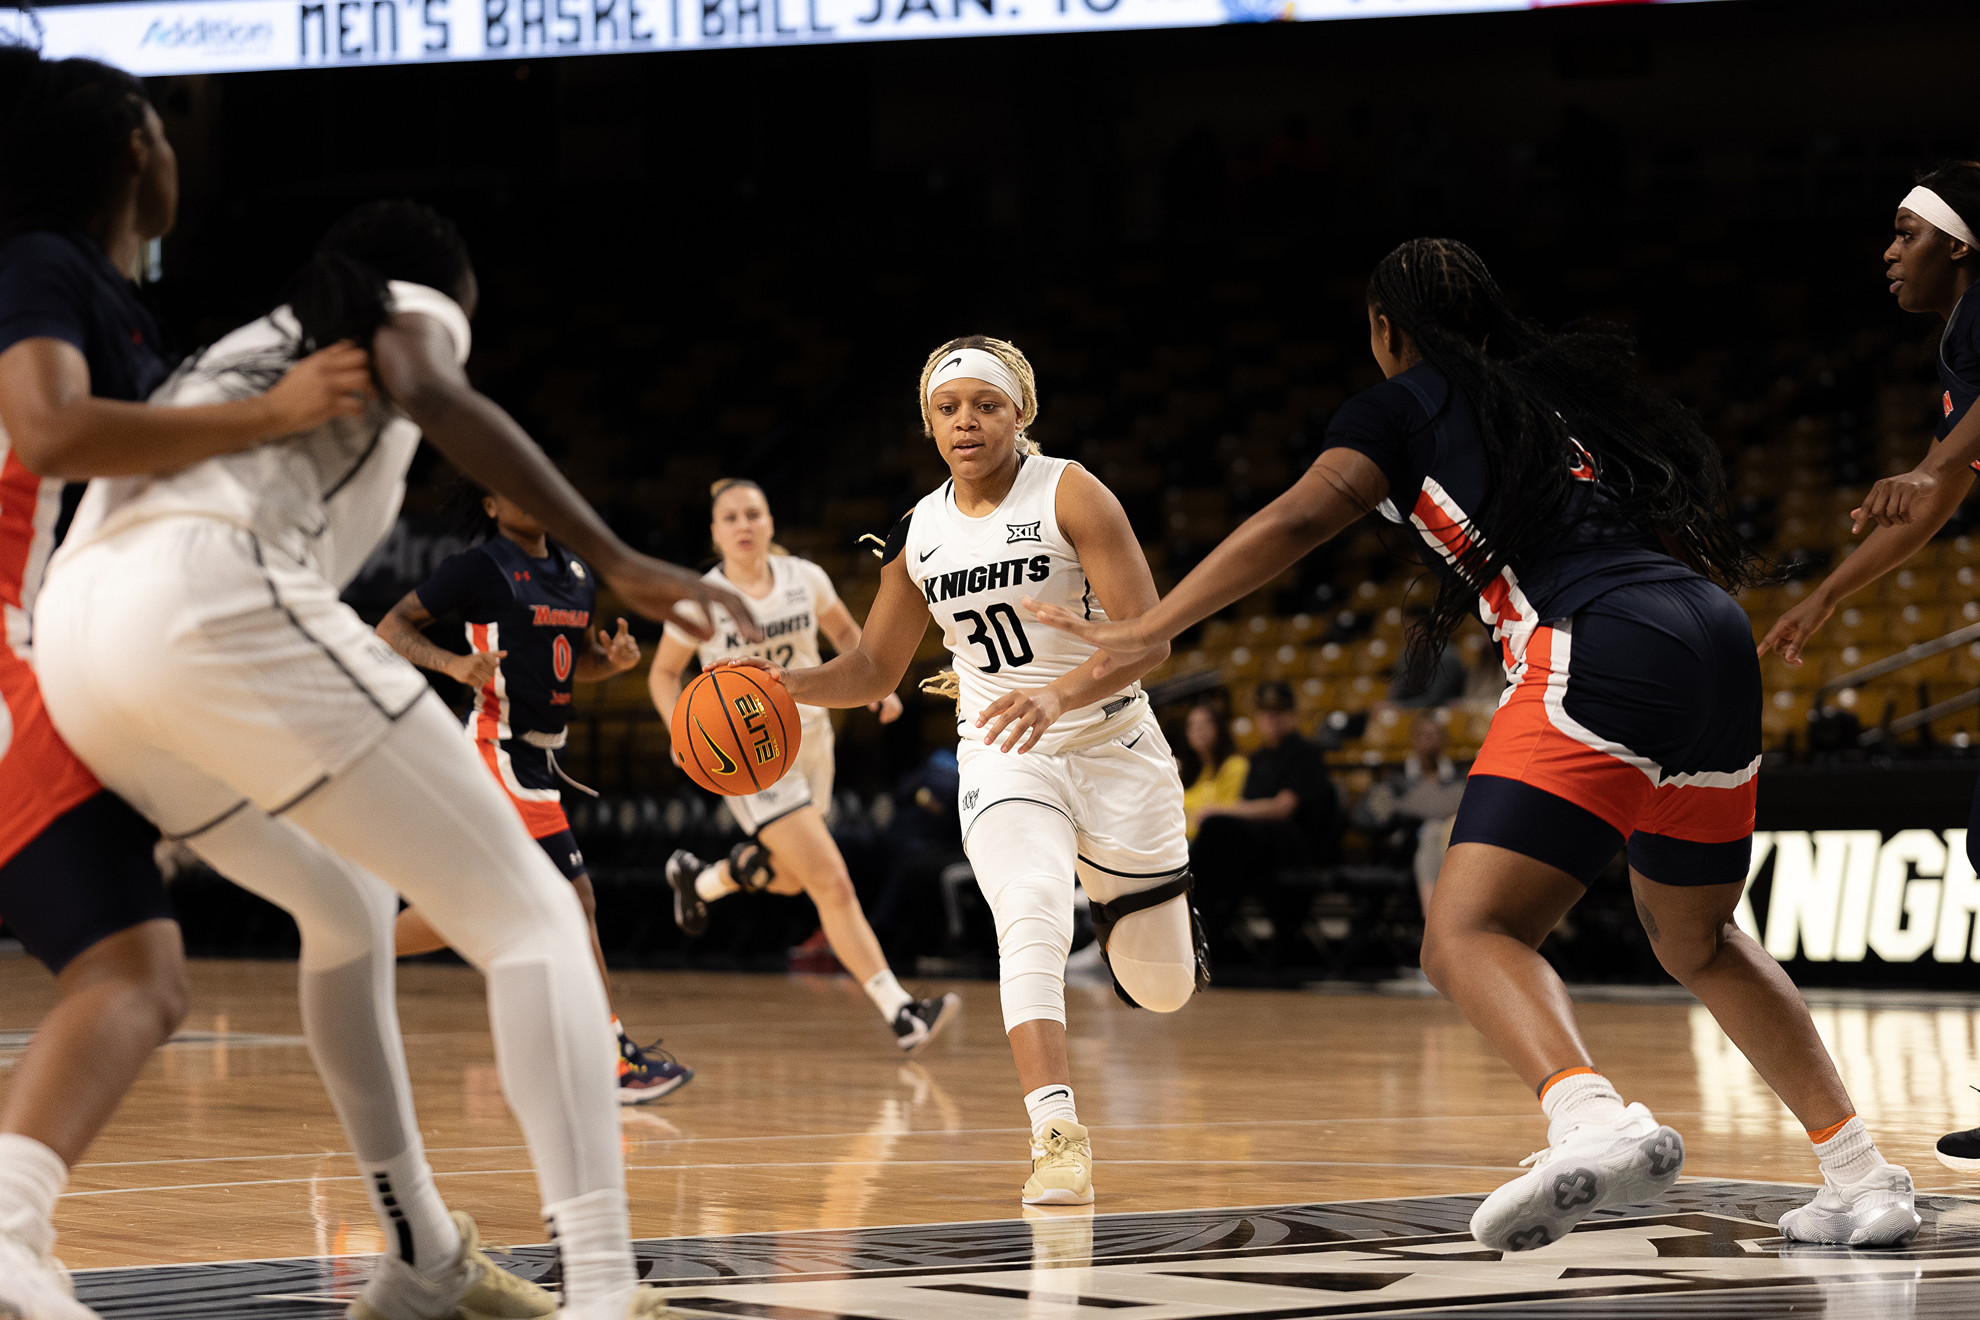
[411,536,594,875]
[0,230,174,971]
[1934,291,1980,474]
[1321,363,1759,885]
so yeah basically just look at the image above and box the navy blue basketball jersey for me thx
[1935,292,1980,473]
[414,536,595,740]
[1321,363,1697,673]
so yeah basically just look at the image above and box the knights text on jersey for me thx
[415,537,595,741]
[664,555,838,737]
[902,455,1145,756]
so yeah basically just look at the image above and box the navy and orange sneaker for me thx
[617,1034,693,1104]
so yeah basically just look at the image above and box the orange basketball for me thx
[671,666,803,796]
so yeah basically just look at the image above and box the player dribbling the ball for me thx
[650,479,960,1053]
[724,336,1206,1207]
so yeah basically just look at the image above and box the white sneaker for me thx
[1471,1103,1685,1252]
[1779,1162,1921,1247]
[0,1231,97,1320]
[350,1212,554,1320]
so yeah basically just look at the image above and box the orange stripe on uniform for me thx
[472,737,570,840]
[1471,626,1650,836]
[0,651,102,869]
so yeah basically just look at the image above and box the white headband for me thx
[1902,186,1978,249]
[925,347,1027,418]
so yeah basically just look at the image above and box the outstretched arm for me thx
[724,555,930,709]
[647,634,700,723]
[376,589,502,688]
[371,312,759,642]
[1853,404,1980,529]
[0,336,373,479]
[1027,448,1387,674]
[983,465,1168,752]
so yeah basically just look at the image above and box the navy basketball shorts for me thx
[534,829,587,882]
[1452,576,1760,886]
[0,790,173,973]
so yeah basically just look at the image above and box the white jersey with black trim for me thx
[55,282,471,591]
[902,454,1145,757]
[663,554,839,742]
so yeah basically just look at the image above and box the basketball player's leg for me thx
[1067,717,1202,1014]
[279,698,636,1310]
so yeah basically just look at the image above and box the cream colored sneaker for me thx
[0,1231,98,1320]
[350,1212,554,1320]
[1021,1120,1095,1206]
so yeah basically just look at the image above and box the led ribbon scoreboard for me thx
[4,0,1721,76]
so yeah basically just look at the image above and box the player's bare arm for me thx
[370,311,761,643]
[819,598,905,724]
[573,618,639,682]
[723,554,929,708]
[982,465,1167,754]
[0,335,372,479]
[647,632,698,724]
[1028,447,1387,675]
[376,589,503,687]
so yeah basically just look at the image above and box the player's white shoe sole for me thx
[1471,1103,1685,1253]
[555,1286,682,1319]
[0,1232,97,1320]
[1778,1163,1921,1247]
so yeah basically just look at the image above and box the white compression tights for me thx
[196,700,631,1302]
[969,802,1198,1030]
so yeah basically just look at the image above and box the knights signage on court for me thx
[4,0,1726,76]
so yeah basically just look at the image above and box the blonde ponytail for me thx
[918,334,1041,456]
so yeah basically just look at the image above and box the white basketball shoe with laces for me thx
[1471,1102,1686,1252]
[1778,1162,1921,1247]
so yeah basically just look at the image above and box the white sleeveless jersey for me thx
[902,455,1145,757]
[664,554,840,741]
[56,282,471,590]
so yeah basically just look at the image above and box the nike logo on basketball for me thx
[919,545,942,562]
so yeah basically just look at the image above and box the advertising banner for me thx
[1,0,1727,78]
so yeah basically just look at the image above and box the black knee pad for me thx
[1090,870,1212,1009]
[729,839,776,893]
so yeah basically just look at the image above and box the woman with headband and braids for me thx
[649,478,960,1054]
[1760,163,1980,1176]
[719,336,1206,1207]
[1033,240,1918,1250]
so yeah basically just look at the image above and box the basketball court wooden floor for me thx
[8,957,1980,1318]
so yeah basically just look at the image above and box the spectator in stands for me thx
[1191,681,1342,962]
[1178,701,1248,840]
[1355,714,1466,916]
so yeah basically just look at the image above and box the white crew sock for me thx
[863,970,913,1021]
[362,1148,462,1281]
[1023,1084,1079,1138]
[545,1187,638,1308]
[1539,1067,1627,1143]
[1812,1115,1882,1186]
[0,1133,67,1259]
[695,864,736,904]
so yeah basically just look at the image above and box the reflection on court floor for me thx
[72,1183,1980,1318]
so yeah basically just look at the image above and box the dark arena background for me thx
[11,0,1980,1316]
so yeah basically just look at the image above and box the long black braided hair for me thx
[0,49,150,243]
[1367,238,1763,682]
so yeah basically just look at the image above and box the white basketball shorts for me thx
[722,718,836,836]
[34,516,431,837]
[956,711,1189,885]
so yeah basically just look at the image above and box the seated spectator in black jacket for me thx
[1190,682,1343,963]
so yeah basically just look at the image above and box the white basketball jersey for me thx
[58,282,471,590]
[902,455,1145,757]
[664,554,839,740]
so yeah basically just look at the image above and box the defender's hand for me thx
[1854,468,1943,533]
[1022,597,1158,681]
[1757,595,1834,668]
[606,558,764,643]
[870,692,905,725]
[977,687,1067,754]
[597,617,640,674]
[263,342,374,433]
